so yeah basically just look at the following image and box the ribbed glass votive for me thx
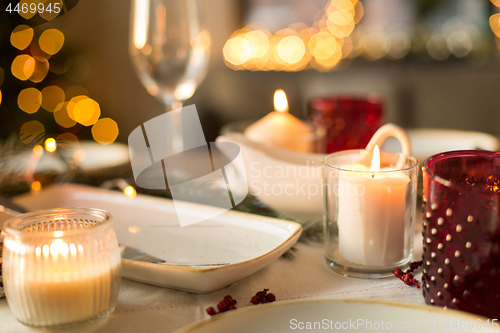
[2,208,122,329]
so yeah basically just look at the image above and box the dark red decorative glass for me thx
[308,95,383,153]
[422,150,500,319]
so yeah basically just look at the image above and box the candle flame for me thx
[274,89,289,113]
[370,145,380,172]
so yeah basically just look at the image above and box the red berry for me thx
[250,295,261,304]
[266,293,276,302]
[393,268,403,278]
[228,305,236,311]
[206,307,216,316]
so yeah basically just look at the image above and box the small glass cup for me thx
[323,149,418,278]
[309,95,383,153]
[422,150,500,319]
[2,208,122,329]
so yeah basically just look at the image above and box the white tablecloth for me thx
[0,233,425,333]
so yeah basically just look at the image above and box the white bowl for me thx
[216,133,324,222]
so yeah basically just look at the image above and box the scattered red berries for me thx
[393,261,423,288]
[250,289,276,304]
[206,289,277,316]
[206,295,237,316]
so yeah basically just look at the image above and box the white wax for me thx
[244,111,313,152]
[337,164,410,266]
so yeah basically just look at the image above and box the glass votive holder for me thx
[323,149,418,278]
[308,95,383,153]
[422,150,500,319]
[2,208,122,329]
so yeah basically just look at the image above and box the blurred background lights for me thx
[19,120,45,144]
[18,87,42,114]
[10,25,34,50]
[33,145,44,156]
[223,0,361,71]
[31,181,41,192]
[72,97,101,126]
[39,29,65,55]
[44,138,57,152]
[91,118,119,145]
[28,57,49,83]
[41,85,65,112]
[124,186,137,198]
[53,102,77,128]
[11,54,36,80]
[18,0,38,20]
[55,133,80,148]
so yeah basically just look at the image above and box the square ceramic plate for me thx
[12,184,302,293]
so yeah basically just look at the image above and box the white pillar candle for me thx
[244,89,313,152]
[337,147,410,266]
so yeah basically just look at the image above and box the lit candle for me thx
[2,208,121,328]
[244,89,313,152]
[337,146,410,266]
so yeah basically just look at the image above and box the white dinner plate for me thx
[174,298,498,333]
[12,184,302,293]
[383,129,500,164]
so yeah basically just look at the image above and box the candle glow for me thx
[274,89,289,113]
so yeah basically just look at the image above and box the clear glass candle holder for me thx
[2,208,122,329]
[422,150,500,319]
[323,149,418,278]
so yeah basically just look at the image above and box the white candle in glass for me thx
[337,146,409,266]
[2,208,121,329]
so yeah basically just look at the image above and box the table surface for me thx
[0,232,425,333]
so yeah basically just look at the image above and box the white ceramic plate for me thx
[12,184,302,293]
[383,129,500,164]
[174,298,498,333]
[4,141,130,175]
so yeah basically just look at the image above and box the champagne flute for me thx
[129,0,211,151]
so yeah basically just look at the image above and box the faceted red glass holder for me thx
[422,150,500,319]
[308,96,383,153]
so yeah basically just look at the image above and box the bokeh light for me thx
[41,85,65,112]
[18,88,42,114]
[71,97,101,126]
[45,138,57,152]
[39,0,60,21]
[0,90,2,106]
[56,133,80,148]
[11,54,36,81]
[18,0,38,20]
[53,102,77,128]
[490,13,500,38]
[33,145,44,156]
[39,29,64,55]
[10,25,34,50]
[92,118,119,145]
[20,120,45,144]
[31,181,41,192]
[276,35,306,65]
[124,186,137,198]
[29,57,49,83]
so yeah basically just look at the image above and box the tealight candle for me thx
[244,89,314,152]
[323,146,418,278]
[337,146,410,266]
[2,208,121,329]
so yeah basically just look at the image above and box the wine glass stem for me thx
[167,100,184,154]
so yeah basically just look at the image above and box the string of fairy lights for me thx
[224,0,363,72]
[1,21,119,149]
[224,0,500,72]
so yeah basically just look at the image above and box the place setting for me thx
[1,0,500,332]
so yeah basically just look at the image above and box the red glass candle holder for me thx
[308,95,383,153]
[422,150,500,319]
